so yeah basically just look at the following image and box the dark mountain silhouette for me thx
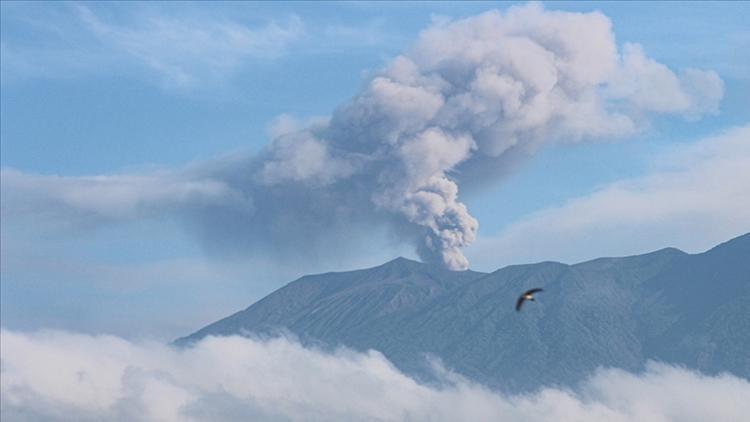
[176,233,750,391]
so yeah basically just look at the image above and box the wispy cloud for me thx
[1,3,304,90]
[2,329,749,421]
[468,124,750,267]
[0,167,245,224]
[0,2,408,90]
[74,5,303,89]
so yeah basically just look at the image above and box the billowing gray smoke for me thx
[237,4,722,269]
[1,4,723,269]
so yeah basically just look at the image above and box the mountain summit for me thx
[178,257,485,346]
[177,234,750,391]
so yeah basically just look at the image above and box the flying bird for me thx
[516,288,543,312]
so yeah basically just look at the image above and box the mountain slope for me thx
[178,257,486,347]
[177,233,750,391]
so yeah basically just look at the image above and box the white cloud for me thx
[0,167,246,224]
[2,329,749,421]
[605,44,723,117]
[74,5,303,89]
[0,4,401,89]
[468,124,750,266]
[0,4,304,89]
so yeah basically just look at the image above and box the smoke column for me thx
[249,4,721,269]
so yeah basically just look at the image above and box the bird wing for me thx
[525,288,543,295]
[515,295,526,311]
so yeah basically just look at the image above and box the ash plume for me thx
[241,4,722,269]
[1,4,723,269]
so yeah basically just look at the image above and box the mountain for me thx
[176,233,750,391]
[178,258,485,348]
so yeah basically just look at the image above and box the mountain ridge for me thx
[177,233,750,391]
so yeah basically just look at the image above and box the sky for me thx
[1,1,749,341]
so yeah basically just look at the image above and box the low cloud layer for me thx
[1,4,725,269]
[2,329,749,421]
[469,124,750,266]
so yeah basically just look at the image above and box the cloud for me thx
[2,329,749,421]
[0,4,304,89]
[1,4,725,269]
[605,44,723,117]
[74,5,304,89]
[0,167,246,224]
[1,4,401,89]
[468,124,750,266]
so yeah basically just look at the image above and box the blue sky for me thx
[2,1,749,340]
